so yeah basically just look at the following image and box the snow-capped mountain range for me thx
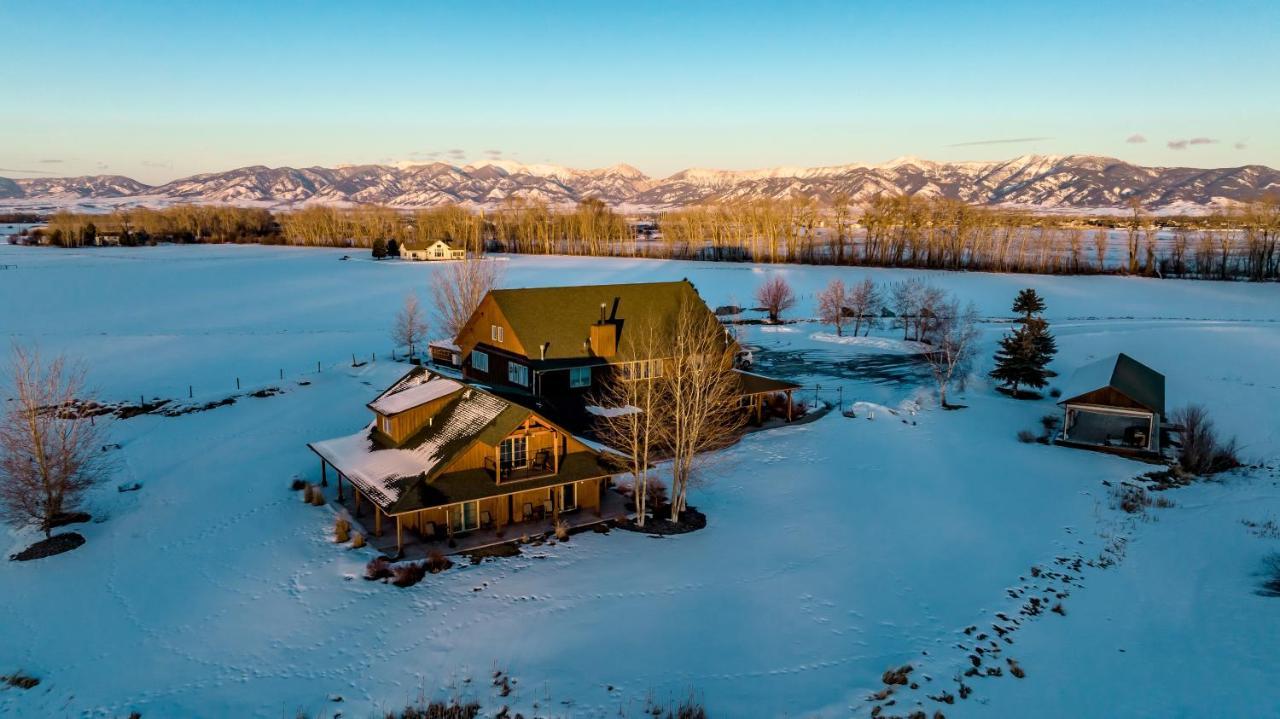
[2,155,1277,213]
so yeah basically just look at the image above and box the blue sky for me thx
[2,0,1276,183]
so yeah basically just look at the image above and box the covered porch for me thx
[735,369,801,424]
[340,479,630,559]
[1059,403,1160,455]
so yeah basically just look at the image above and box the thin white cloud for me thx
[1125,133,1147,144]
[1167,137,1218,150]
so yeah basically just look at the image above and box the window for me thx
[471,350,489,373]
[500,436,528,470]
[508,362,529,387]
[491,324,504,342]
[569,366,591,388]
[378,414,392,435]
[621,359,663,381]
[451,501,479,533]
[560,482,578,512]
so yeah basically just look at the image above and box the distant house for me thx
[452,280,800,421]
[1057,353,1165,455]
[402,239,466,261]
[309,368,625,555]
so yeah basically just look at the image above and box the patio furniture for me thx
[480,511,492,529]
[532,448,552,471]
[542,499,554,515]
[521,502,534,521]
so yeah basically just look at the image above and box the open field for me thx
[1,244,1278,717]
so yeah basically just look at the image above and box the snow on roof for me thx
[428,338,460,352]
[312,388,511,507]
[369,376,461,415]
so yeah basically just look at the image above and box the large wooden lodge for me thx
[309,279,800,555]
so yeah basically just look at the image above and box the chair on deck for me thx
[422,521,438,540]
[521,502,534,521]
[542,499,555,516]
[531,448,552,472]
[480,511,493,529]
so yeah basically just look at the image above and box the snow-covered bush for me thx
[1173,404,1242,475]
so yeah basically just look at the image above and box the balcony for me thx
[484,449,558,482]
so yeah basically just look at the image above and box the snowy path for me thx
[1,245,1278,717]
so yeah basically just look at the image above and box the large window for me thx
[621,359,663,381]
[560,482,578,512]
[451,501,479,533]
[508,362,529,387]
[569,366,591,388]
[500,436,528,469]
[471,350,489,373]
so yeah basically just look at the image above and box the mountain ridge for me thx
[2,154,1277,213]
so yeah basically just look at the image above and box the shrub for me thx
[554,519,570,541]
[1,672,39,689]
[881,664,912,685]
[386,699,481,719]
[1258,553,1280,598]
[1040,414,1060,434]
[335,517,351,543]
[1173,404,1242,475]
[391,561,428,588]
[425,550,452,573]
[310,489,326,506]
[1049,387,1062,398]
[290,477,307,491]
[302,484,315,503]
[352,532,366,549]
[365,557,392,581]
[1017,429,1037,444]
[648,480,669,509]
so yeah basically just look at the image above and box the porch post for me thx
[553,431,560,474]
[396,515,403,554]
[375,506,383,537]
[354,487,361,513]
[320,459,328,487]
[786,390,793,422]
[336,471,344,501]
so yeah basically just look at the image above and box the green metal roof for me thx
[487,280,731,361]
[1061,352,1165,416]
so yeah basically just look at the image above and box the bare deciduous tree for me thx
[429,258,503,338]
[659,301,746,520]
[816,279,850,336]
[0,346,110,538]
[590,322,663,527]
[920,299,980,408]
[391,293,427,358]
[754,275,795,324]
[847,277,881,336]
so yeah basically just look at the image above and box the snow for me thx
[810,332,929,354]
[585,404,640,418]
[0,244,1278,717]
[368,376,461,415]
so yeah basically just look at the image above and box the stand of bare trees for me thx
[919,298,981,408]
[0,346,110,539]
[429,259,504,338]
[392,294,428,358]
[592,302,745,524]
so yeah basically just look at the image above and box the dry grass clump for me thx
[1016,429,1037,444]
[425,550,452,573]
[385,698,481,719]
[301,483,316,503]
[1,672,39,689]
[335,517,351,543]
[352,532,366,549]
[554,519,570,541]
[1174,403,1242,475]
[881,664,913,685]
[392,561,428,588]
[365,557,392,581]
[1257,553,1280,598]
[1111,484,1175,515]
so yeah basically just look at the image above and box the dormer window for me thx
[491,325,504,342]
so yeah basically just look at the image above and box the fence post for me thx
[236,377,240,390]
[189,385,193,399]
[279,368,283,380]
[317,361,321,373]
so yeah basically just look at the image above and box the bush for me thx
[554,519,570,541]
[392,561,428,588]
[365,557,393,581]
[302,484,316,503]
[1174,404,1242,475]
[352,532,366,549]
[290,477,307,491]
[310,488,326,506]
[425,550,452,573]
[667,696,707,719]
[1258,553,1280,598]
[1110,484,1175,514]
[1040,414,1060,434]
[1,672,39,689]
[648,480,669,509]
[335,517,351,543]
[1017,429,1038,444]
[386,699,482,719]
[1049,387,1062,398]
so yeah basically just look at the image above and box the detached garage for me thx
[1057,353,1165,456]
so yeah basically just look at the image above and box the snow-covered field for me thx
[1,244,1278,717]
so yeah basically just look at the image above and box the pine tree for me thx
[386,239,399,257]
[1011,288,1046,320]
[990,290,1057,397]
[371,237,388,259]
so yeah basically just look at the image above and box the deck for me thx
[341,489,631,560]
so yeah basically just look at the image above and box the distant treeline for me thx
[0,212,44,223]
[25,194,1280,281]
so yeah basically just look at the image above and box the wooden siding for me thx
[456,295,526,359]
[1064,386,1150,412]
[374,392,456,445]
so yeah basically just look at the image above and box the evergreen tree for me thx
[371,237,388,259]
[990,289,1057,397]
[386,238,399,257]
[1011,288,1046,320]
